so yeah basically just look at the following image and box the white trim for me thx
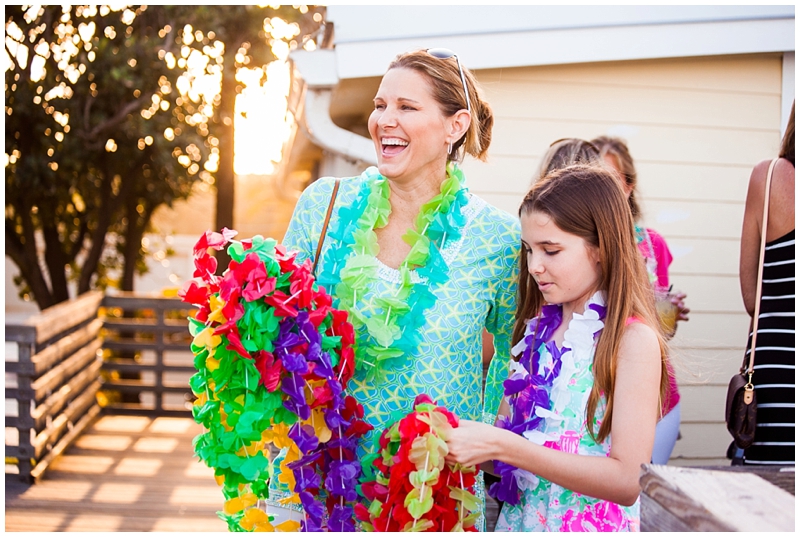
[757,423,795,427]
[764,259,794,267]
[744,460,796,465]
[333,18,794,80]
[299,87,376,167]
[765,239,794,250]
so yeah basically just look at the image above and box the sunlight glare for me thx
[234,58,292,176]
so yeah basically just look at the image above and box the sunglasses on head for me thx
[549,138,600,152]
[426,48,471,114]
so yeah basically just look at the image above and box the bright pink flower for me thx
[179,280,209,305]
[254,350,283,392]
[560,502,627,532]
[264,290,298,318]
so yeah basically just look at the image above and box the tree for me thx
[5,5,323,309]
[171,5,324,270]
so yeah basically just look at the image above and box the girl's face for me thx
[521,210,602,313]
[368,67,457,185]
[603,154,633,199]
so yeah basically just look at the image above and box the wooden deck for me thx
[5,415,227,532]
[7,413,502,532]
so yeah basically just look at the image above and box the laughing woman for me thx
[277,49,520,527]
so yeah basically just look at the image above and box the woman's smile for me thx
[380,137,409,157]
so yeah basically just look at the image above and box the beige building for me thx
[277,6,795,466]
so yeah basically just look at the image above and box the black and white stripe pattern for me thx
[743,231,795,466]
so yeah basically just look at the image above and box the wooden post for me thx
[15,341,34,482]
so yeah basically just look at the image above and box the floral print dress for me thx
[495,292,640,532]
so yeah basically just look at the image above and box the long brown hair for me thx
[514,165,669,443]
[779,101,794,166]
[388,50,493,162]
[590,136,642,221]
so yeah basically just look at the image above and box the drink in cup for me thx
[655,288,679,338]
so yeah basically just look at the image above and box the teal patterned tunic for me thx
[282,172,520,441]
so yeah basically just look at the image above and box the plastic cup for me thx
[655,289,679,337]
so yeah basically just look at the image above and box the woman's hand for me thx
[444,419,503,468]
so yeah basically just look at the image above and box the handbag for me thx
[725,158,777,450]
[311,178,341,276]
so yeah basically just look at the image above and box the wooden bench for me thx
[640,464,795,531]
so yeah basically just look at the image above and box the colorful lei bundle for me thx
[355,394,480,532]
[180,229,372,531]
[316,163,469,379]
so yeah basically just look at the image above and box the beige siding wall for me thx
[461,53,785,466]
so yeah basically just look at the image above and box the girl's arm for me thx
[446,322,661,507]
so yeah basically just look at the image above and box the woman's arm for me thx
[481,223,520,423]
[739,160,771,317]
[447,322,661,506]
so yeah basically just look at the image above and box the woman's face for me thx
[521,210,601,313]
[368,67,457,185]
[603,154,633,199]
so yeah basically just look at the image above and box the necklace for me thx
[317,162,469,379]
[634,224,658,286]
[490,294,606,505]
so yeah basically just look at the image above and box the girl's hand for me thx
[671,292,690,322]
[444,419,502,467]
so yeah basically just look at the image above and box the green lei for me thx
[634,223,658,285]
[317,162,469,380]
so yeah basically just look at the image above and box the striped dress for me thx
[743,229,795,466]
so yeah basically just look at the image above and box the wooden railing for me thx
[5,291,105,483]
[99,293,195,417]
[5,291,196,483]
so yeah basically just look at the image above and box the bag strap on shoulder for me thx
[312,178,341,276]
[744,158,778,374]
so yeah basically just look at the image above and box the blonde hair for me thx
[388,50,493,162]
[515,165,669,442]
[537,138,602,182]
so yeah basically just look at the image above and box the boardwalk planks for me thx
[5,415,226,532]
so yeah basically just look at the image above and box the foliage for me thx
[5,5,323,309]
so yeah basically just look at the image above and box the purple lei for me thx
[489,302,606,505]
[277,311,366,531]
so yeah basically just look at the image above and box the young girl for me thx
[446,165,669,531]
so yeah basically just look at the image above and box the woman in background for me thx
[590,136,688,465]
[737,103,794,466]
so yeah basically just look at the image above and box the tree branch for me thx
[14,200,56,309]
[83,93,155,142]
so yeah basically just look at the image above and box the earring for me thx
[447,142,453,155]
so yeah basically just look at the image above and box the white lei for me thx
[507,291,606,490]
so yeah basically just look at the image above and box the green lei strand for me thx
[331,162,467,379]
[634,223,658,285]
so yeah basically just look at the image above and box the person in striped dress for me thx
[737,102,795,466]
